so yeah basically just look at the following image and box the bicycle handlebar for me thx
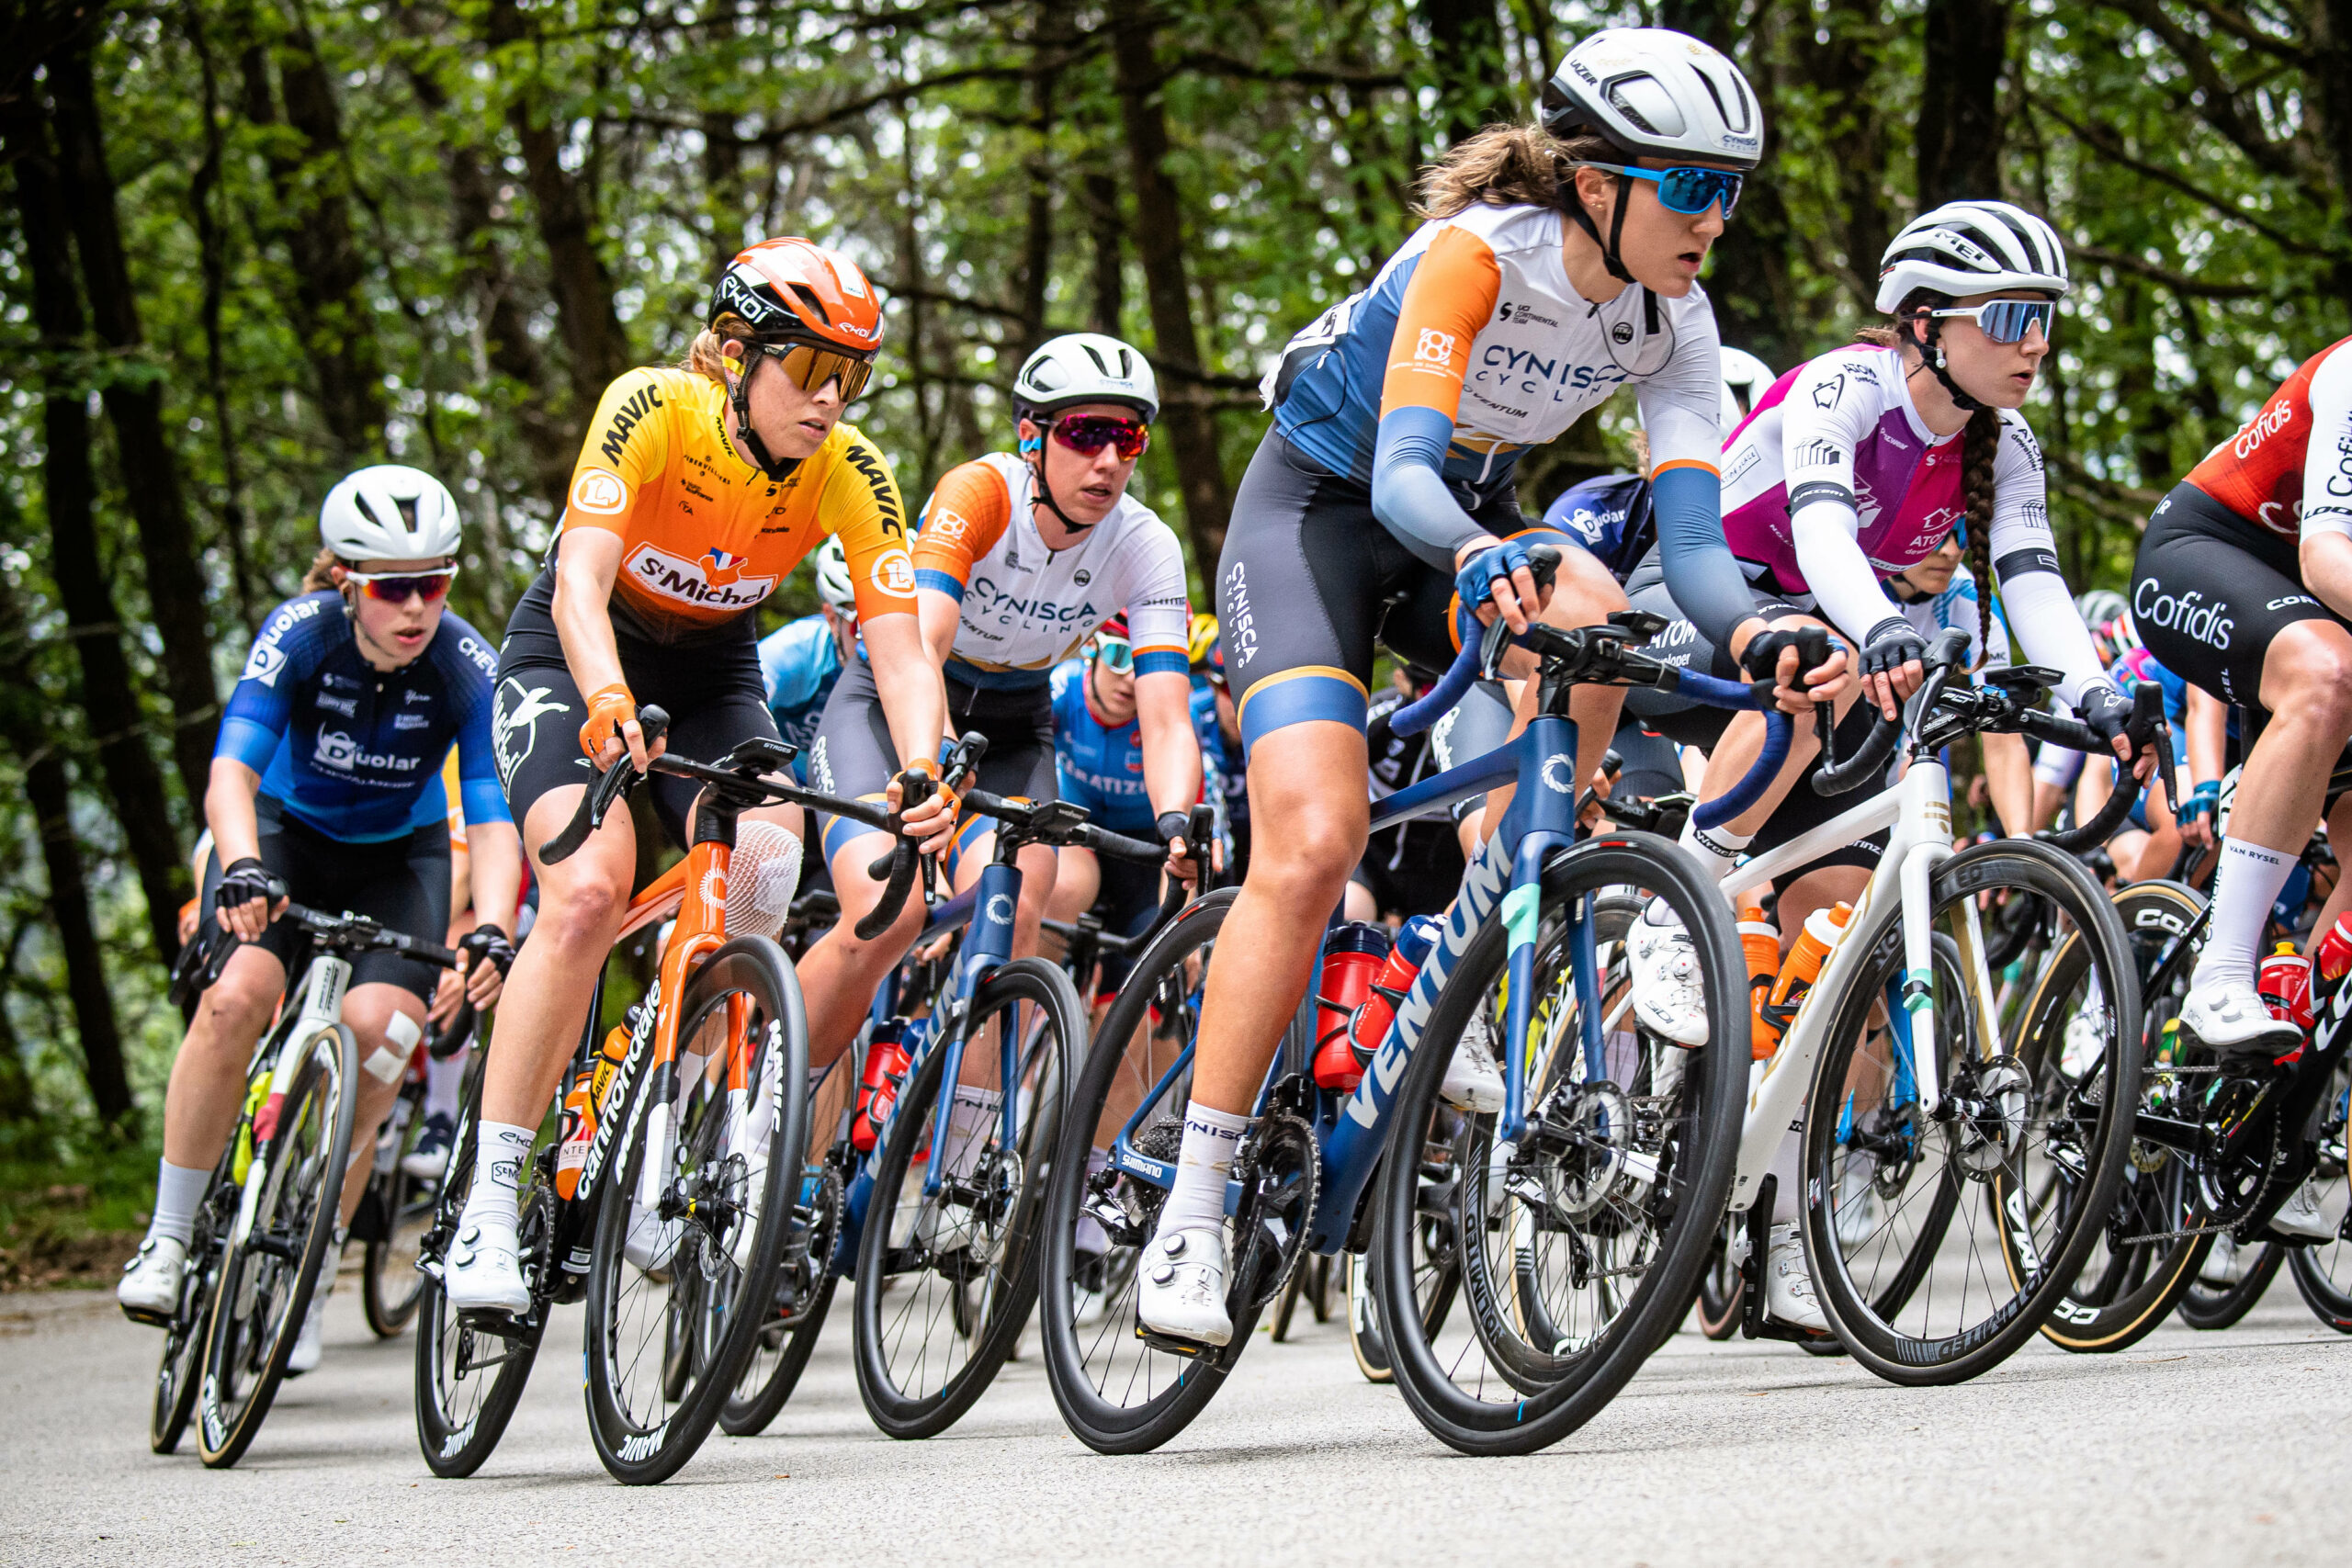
[2035,681,2171,855]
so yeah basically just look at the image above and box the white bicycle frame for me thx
[231,953,354,1249]
[1713,755,2007,1213]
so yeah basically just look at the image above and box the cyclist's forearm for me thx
[917,589,961,672]
[466,821,524,934]
[1136,672,1203,817]
[551,533,628,697]
[205,758,265,868]
[2187,686,2228,784]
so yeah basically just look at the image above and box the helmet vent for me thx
[789,283,831,324]
[1081,344,1113,377]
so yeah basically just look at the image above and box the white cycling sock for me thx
[148,1158,212,1247]
[458,1121,537,1240]
[1153,1103,1250,1242]
[1679,819,1753,888]
[423,1046,467,1122]
[2191,839,2296,993]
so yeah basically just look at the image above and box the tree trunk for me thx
[1793,0,1895,311]
[235,12,387,457]
[47,40,223,805]
[1083,170,1125,335]
[1110,9,1232,570]
[1917,0,2011,205]
[1016,6,1073,357]
[487,0,632,416]
[1419,0,1510,149]
[5,97,193,973]
[182,0,262,627]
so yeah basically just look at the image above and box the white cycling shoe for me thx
[117,1235,187,1325]
[2177,978,2301,1063]
[1628,908,1709,1046]
[623,1201,683,1280]
[1442,1017,1506,1113]
[444,1224,531,1315]
[1136,1226,1232,1347]
[2270,1179,2337,1242]
[1833,1156,1882,1249]
[287,1292,328,1376]
[1764,1222,1826,1332]
[2199,1233,2251,1286]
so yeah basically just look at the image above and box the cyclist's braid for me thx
[1959,403,2000,613]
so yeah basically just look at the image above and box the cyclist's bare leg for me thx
[1191,721,1368,1115]
[2233,620,2352,856]
[1046,844,1101,927]
[478,782,637,1129]
[335,981,431,1226]
[160,944,288,1170]
[2312,790,2352,940]
[797,828,933,1068]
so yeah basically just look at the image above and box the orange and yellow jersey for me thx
[441,750,467,853]
[561,367,918,643]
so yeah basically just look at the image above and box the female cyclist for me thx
[119,467,521,1373]
[1619,201,2144,1325]
[794,333,1200,1066]
[444,238,954,1313]
[2131,333,2352,1062]
[1147,28,1812,1347]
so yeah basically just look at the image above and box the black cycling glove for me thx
[1156,812,1191,848]
[214,857,277,917]
[1858,616,1929,680]
[1737,626,1832,687]
[2077,682,2135,749]
[469,923,516,976]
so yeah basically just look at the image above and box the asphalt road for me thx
[5,1274,2346,1568]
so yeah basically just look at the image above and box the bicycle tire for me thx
[414,1078,547,1479]
[854,956,1080,1438]
[718,1143,842,1437]
[151,1175,228,1453]
[2290,1244,2352,1331]
[1345,1248,1392,1382]
[2026,880,2211,1353]
[363,1100,434,1337]
[1693,1222,1743,1341]
[1375,834,1747,1454]
[583,937,809,1484]
[1804,840,2141,1384]
[2177,1240,2283,1329]
[1038,888,1249,1454]
[198,1021,357,1468]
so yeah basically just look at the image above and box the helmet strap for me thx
[1910,310,1984,413]
[727,351,805,482]
[1561,166,1636,286]
[1022,423,1100,536]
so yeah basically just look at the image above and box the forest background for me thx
[0,0,2346,1189]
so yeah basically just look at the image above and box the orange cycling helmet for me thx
[708,237,887,477]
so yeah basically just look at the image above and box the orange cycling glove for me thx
[579,683,639,761]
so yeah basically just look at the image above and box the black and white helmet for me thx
[812,536,854,614]
[320,465,463,561]
[1876,201,2071,312]
[1012,333,1159,423]
[1541,28,1763,171]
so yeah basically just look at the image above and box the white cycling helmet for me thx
[1541,29,1764,170]
[812,536,855,614]
[321,464,463,561]
[1720,345,1775,431]
[1012,333,1159,423]
[1875,200,2071,312]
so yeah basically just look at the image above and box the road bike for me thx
[1033,562,1759,1455]
[355,1008,477,1338]
[412,709,918,1484]
[150,899,481,1468]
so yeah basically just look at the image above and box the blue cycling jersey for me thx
[1049,660,1220,834]
[1192,683,1246,829]
[757,614,845,776]
[217,592,508,842]
[1542,474,1654,583]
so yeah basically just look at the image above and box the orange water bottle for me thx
[1767,902,1851,1031]
[556,1024,632,1199]
[1737,898,1781,1059]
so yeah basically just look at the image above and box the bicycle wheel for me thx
[1345,1248,1391,1382]
[363,1098,435,1337]
[2025,880,2211,1352]
[2177,1240,2283,1328]
[854,956,1080,1438]
[1804,840,2141,1384]
[583,937,808,1484]
[1375,837,1747,1455]
[1692,1220,1744,1341]
[1038,888,1246,1454]
[414,1085,546,1479]
[151,1171,229,1453]
[197,1021,357,1468]
[2289,1052,2352,1331]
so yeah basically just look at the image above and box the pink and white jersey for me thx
[1719,345,2050,591]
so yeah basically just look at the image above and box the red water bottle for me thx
[853,1025,912,1153]
[2315,913,2352,986]
[1314,924,1391,1090]
[2259,942,2315,1032]
[1349,915,1442,1067]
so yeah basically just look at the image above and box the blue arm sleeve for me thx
[1369,406,1487,570]
[456,697,514,828]
[1651,465,1759,654]
[216,716,281,774]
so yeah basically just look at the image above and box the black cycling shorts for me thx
[1089,851,1165,994]
[1216,429,1577,754]
[201,798,452,1006]
[808,657,1057,865]
[2131,481,2352,712]
[493,567,779,850]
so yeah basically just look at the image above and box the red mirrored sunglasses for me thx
[1051,414,1150,461]
[343,567,458,604]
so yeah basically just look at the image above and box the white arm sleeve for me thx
[1782,354,1906,647]
[1984,415,2110,709]
[2301,346,2352,544]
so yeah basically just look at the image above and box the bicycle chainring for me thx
[1227,1111,1319,1317]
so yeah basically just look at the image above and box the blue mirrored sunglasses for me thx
[1928,299,2056,344]
[1092,634,1134,674]
[1572,161,1744,219]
